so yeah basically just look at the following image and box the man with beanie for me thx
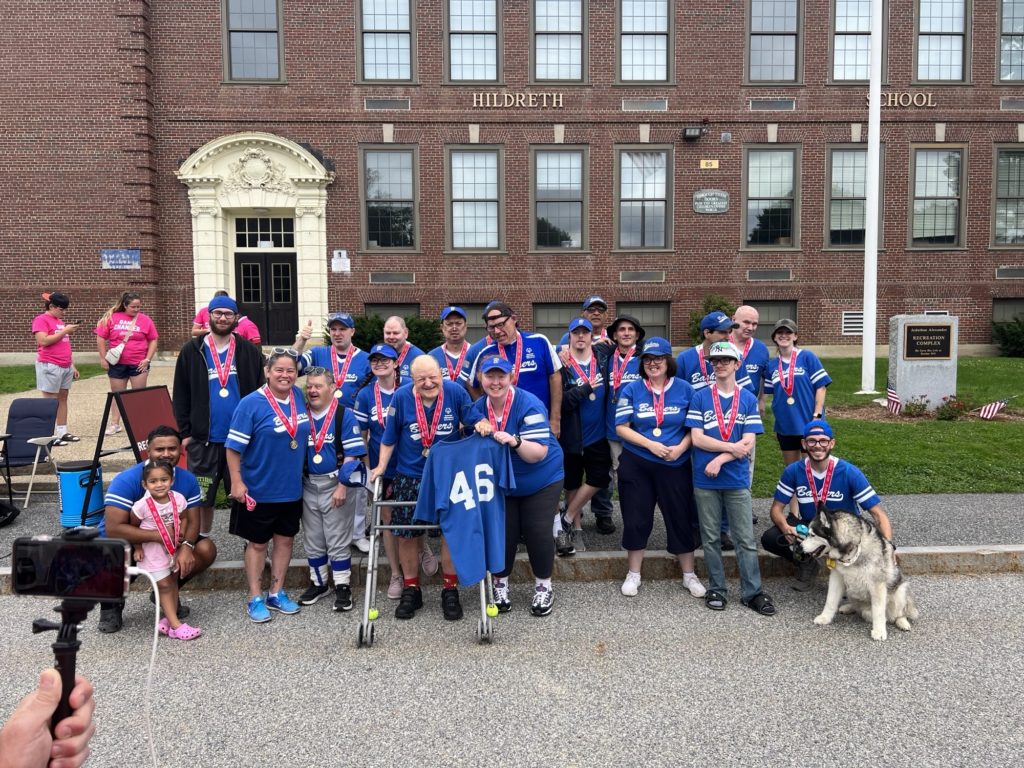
[173,294,266,538]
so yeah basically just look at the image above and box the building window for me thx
[619,0,670,82]
[455,304,490,342]
[534,0,584,81]
[616,301,670,339]
[449,149,502,250]
[993,298,1024,323]
[911,147,963,247]
[917,0,967,81]
[533,303,579,340]
[749,0,799,82]
[995,149,1024,245]
[744,300,798,342]
[1002,1,1024,81]
[745,148,798,247]
[448,0,499,82]
[360,0,412,81]
[617,149,670,249]
[362,149,417,250]
[235,217,294,248]
[533,149,586,250]
[827,148,869,247]
[225,0,283,81]
[832,0,873,81]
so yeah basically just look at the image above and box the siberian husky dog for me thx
[800,505,918,641]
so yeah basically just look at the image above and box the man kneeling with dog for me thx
[762,419,894,591]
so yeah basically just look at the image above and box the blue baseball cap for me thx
[701,311,738,333]
[479,355,513,374]
[640,337,673,357]
[440,305,467,321]
[568,317,593,333]
[803,420,834,439]
[368,343,398,360]
[582,295,608,310]
[339,459,369,488]
[327,311,355,328]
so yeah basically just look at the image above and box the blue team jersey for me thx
[203,343,242,443]
[686,386,764,490]
[428,344,473,385]
[382,380,474,478]
[468,332,562,409]
[467,388,565,497]
[226,386,312,502]
[676,344,715,394]
[394,342,426,380]
[615,378,694,467]
[299,346,370,408]
[305,405,367,476]
[603,347,642,442]
[764,349,832,435]
[563,355,606,446]
[733,337,770,397]
[354,381,406,479]
[774,457,882,522]
[103,463,203,537]
[413,434,516,586]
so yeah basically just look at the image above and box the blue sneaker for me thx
[247,596,272,623]
[266,591,300,615]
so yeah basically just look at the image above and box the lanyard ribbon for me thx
[147,495,180,556]
[696,345,714,385]
[805,456,838,506]
[496,332,524,385]
[567,355,597,387]
[308,399,338,456]
[711,387,742,441]
[331,348,357,396]
[207,334,236,390]
[487,387,516,432]
[414,387,445,451]
[643,379,666,431]
[612,347,635,391]
[778,351,798,398]
[445,342,469,381]
[373,381,390,428]
[261,385,298,441]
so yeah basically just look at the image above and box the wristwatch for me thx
[813,412,822,418]
[512,435,523,449]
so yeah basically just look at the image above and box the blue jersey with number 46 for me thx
[414,435,516,586]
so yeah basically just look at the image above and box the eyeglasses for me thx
[305,366,328,376]
[710,358,735,367]
[641,357,666,365]
[370,357,394,366]
[804,438,831,447]
[485,315,510,331]
[269,347,299,358]
[210,310,236,319]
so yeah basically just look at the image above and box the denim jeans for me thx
[694,486,763,602]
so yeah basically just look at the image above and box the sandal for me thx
[742,592,777,616]
[704,590,727,611]
[158,618,170,636]
[167,623,202,641]
[62,433,82,442]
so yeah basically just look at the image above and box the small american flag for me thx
[978,399,1009,420]
[886,381,902,415]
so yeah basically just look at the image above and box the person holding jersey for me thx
[226,348,312,623]
[297,367,368,612]
[370,356,474,621]
[614,337,706,599]
[765,318,832,512]
[474,355,565,617]
[687,341,773,616]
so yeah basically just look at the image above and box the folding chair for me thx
[0,398,61,508]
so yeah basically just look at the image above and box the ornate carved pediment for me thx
[221,148,295,195]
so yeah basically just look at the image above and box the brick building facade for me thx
[3,0,1023,353]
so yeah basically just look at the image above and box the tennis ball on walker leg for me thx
[368,607,379,621]
[486,604,498,618]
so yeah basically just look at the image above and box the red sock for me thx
[443,572,458,589]
[403,577,420,589]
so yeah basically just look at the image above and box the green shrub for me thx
[348,314,442,352]
[687,294,737,344]
[902,395,930,417]
[935,394,970,421]
[992,318,1024,357]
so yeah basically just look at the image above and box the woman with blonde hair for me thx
[95,291,159,434]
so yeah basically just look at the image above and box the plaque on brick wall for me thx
[693,189,729,214]
[903,324,953,360]
[100,249,141,270]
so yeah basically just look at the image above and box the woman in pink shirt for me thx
[32,291,80,444]
[95,291,159,434]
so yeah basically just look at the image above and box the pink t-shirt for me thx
[131,490,186,574]
[95,311,158,365]
[32,313,72,367]
[193,307,261,343]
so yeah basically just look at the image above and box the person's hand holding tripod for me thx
[0,669,95,768]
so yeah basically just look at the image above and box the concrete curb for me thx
[5,544,1021,595]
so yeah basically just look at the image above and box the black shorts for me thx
[187,440,230,507]
[563,439,612,491]
[229,498,302,544]
[389,473,425,539]
[776,433,806,452]
[107,362,146,379]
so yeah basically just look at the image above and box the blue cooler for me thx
[57,461,104,529]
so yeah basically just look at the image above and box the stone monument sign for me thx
[888,314,958,411]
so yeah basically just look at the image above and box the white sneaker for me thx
[387,573,404,600]
[104,423,122,436]
[683,573,707,598]
[621,571,641,597]
[353,537,370,553]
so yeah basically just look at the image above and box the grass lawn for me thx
[0,364,106,394]
[750,356,1024,495]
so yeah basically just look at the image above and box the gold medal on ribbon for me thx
[290,439,298,450]
[219,387,230,398]
[421,448,430,458]
[786,397,796,405]
[652,427,662,437]
[312,454,323,464]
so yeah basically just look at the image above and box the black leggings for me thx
[498,480,563,580]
